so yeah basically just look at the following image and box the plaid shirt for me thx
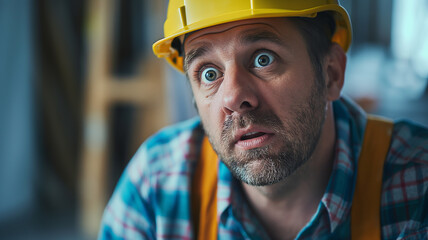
[99,97,428,240]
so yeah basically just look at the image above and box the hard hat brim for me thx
[153,4,352,73]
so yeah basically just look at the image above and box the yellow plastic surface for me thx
[152,0,352,73]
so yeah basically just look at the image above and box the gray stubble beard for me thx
[203,86,326,186]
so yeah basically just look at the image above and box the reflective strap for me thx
[351,115,393,240]
[191,136,218,240]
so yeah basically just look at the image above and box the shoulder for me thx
[387,120,428,167]
[126,117,204,191]
[99,118,204,239]
[381,120,428,238]
[383,120,428,189]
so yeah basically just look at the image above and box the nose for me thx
[220,65,259,115]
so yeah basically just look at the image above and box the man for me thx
[99,1,428,239]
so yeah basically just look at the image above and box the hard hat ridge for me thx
[153,0,352,73]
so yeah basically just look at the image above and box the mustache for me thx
[221,110,284,141]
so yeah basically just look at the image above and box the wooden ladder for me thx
[79,0,168,237]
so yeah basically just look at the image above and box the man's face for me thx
[184,18,328,186]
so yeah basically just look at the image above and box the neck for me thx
[242,103,336,240]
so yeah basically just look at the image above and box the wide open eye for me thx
[201,67,221,83]
[254,52,274,68]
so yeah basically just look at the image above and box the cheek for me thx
[191,79,226,136]
[262,76,313,116]
[263,76,298,102]
[195,97,223,137]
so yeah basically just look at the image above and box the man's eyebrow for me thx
[184,45,208,73]
[183,29,283,72]
[240,30,284,46]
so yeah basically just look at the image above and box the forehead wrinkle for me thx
[183,22,289,72]
[184,45,209,73]
[185,22,270,45]
[239,29,285,47]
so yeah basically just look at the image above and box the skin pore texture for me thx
[184,18,346,240]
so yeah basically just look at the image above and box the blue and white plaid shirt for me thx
[99,97,428,240]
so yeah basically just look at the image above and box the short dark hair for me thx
[289,12,336,86]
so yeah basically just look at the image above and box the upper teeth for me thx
[243,132,258,137]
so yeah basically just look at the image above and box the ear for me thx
[324,43,347,101]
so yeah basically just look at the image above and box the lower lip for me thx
[235,133,273,150]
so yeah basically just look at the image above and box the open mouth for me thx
[240,132,266,141]
[234,129,273,150]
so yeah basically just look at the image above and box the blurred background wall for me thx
[0,0,36,225]
[0,0,427,239]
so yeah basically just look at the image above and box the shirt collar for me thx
[215,96,367,235]
[320,96,367,232]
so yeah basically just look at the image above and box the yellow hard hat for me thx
[153,0,352,73]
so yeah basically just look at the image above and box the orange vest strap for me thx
[192,116,393,240]
[191,136,218,240]
[351,115,393,240]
